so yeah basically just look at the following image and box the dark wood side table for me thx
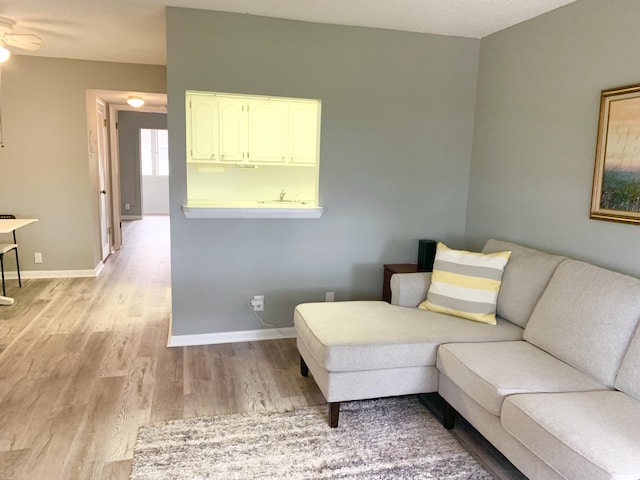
[382,263,419,303]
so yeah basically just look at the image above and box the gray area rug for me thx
[131,397,492,479]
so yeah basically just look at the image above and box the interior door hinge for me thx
[103,118,107,127]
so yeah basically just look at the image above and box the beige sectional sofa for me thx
[294,239,640,480]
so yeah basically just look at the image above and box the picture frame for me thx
[591,83,640,224]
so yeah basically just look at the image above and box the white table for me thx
[0,218,38,234]
[0,218,38,305]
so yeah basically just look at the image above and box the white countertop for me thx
[182,201,324,219]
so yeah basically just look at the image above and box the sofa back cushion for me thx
[524,259,640,387]
[482,239,566,328]
[615,327,640,400]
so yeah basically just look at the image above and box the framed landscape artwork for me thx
[591,83,640,224]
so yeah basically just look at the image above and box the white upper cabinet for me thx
[218,98,248,162]
[186,91,320,166]
[248,100,288,163]
[188,95,219,162]
[288,101,319,165]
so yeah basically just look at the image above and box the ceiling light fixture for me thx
[127,95,144,107]
[0,43,10,63]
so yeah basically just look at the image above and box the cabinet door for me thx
[218,98,248,162]
[247,100,288,163]
[188,95,219,162]
[288,102,319,165]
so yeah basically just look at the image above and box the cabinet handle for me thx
[221,155,225,160]
[210,153,216,159]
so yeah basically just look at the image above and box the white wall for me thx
[466,0,640,276]
[167,8,480,335]
[143,176,170,215]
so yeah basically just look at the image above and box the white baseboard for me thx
[4,262,104,279]
[122,215,143,220]
[168,326,296,347]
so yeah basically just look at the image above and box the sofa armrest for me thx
[390,272,432,307]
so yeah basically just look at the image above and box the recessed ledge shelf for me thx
[182,202,324,219]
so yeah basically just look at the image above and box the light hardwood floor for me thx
[0,216,522,480]
[0,217,324,480]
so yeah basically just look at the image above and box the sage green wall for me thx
[466,0,640,276]
[0,56,165,272]
[167,8,480,335]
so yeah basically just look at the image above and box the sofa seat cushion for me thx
[294,301,523,373]
[436,341,607,416]
[502,391,640,480]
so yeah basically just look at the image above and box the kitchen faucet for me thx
[280,189,286,201]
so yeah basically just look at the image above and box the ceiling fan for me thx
[0,16,41,146]
[0,16,42,62]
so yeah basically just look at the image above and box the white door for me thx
[96,98,111,261]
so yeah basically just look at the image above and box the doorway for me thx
[140,128,169,215]
[116,111,168,221]
[86,90,168,257]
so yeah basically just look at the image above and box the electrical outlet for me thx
[34,252,43,264]
[125,203,131,210]
[250,295,264,312]
[325,291,335,302]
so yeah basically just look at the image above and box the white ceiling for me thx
[3,0,580,66]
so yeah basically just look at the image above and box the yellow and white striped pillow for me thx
[419,243,511,325]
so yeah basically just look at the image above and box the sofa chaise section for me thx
[294,239,565,427]
[295,300,523,426]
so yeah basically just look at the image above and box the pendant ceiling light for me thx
[127,96,144,107]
